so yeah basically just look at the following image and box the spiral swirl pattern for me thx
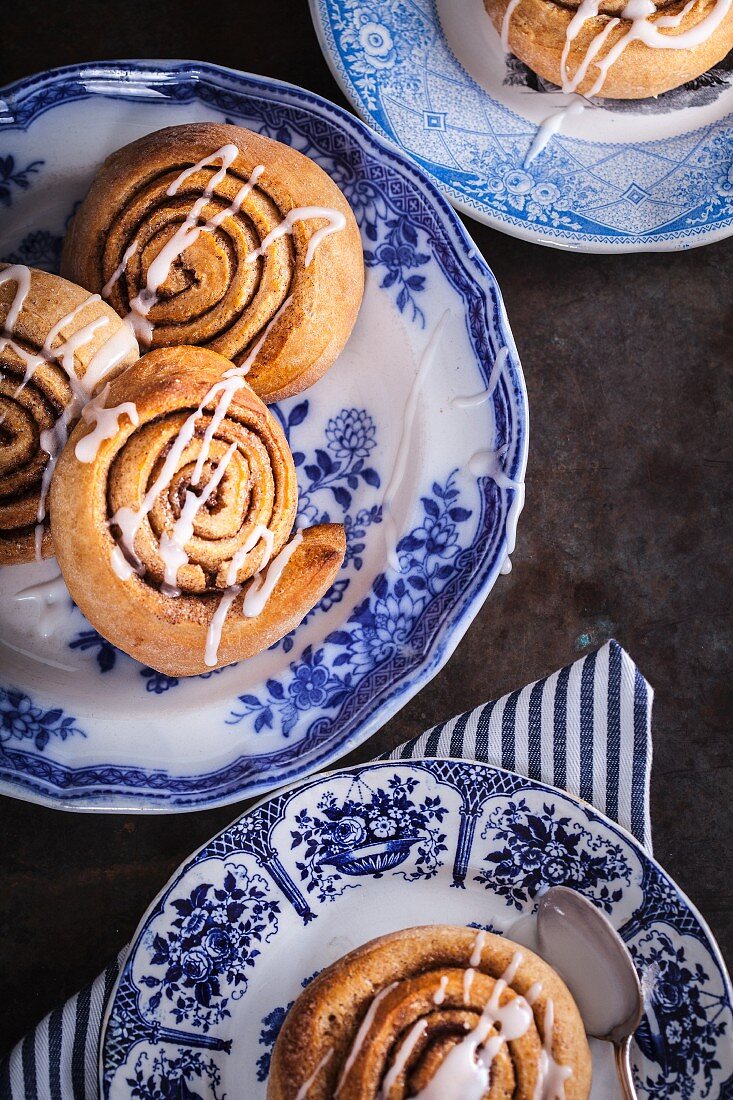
[268,926,592,1100]
[0,264,138,564]
[61,122,364,403]
[50,346,345,676]
[485,0,733,99]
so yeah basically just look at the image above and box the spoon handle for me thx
[614,1035,638,1100]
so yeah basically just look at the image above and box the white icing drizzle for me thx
[204,585,240,667]
[102,237,140,298]
[526,981,543,1006]
[245,205,347,268]
[501,477,526,575]
[110,146,265,345]
[108,295,290,568]
[204,530,303,666]
[14,573,69,638]
[158,442,238,594]
[379,1019,428,1099]
[469,930,487,968]
[0,338,45,406]
[75,383,139,463]
[0,265,32,331]
[294,1047,334,1100]
[42,294,103,357]
[463,968,475,1002]
[382,310,450,571]
[524,101,585,167]
[111,544,137,581]
[452,346,507,409]
[500,950,524,986]
[241,530,303,617]
[37,403,79,559]
[226,524,275,586]
[84,323,138,393]
[558,0,733,98]
[469,444,524,575]
[103,141,342,347]
[411,978,534,1100]
[336,982,399,1095]
[201,523,275,666]
[107,294,294,664]
[1,265,138,557]
[501,0,525,49]
[533,999,573,1100]
[433,975,450,1005]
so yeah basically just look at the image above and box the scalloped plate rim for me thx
[98,756,733,1097]
[0,60,528,813]
[308,0,733,254]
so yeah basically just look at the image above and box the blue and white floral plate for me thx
[310,0,733,251]
[0,62,526,812]
[100,759,733,1098]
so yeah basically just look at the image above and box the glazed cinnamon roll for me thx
[61,122,364,403]
[486,0,733,99]
[49,345,345,675]
[268,926,592,1100]
[0,263,138,564]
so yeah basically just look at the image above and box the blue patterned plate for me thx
[310,0,733,252]
[100,759,733,1098]
[0,62,526,811]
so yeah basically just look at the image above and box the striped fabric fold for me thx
[386,639,653,850]
[0,640,653,1100]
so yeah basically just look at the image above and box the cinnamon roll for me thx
[268,925,592,1099]
[486,0,733,98]
[49,345,346,676]
[0,263,138,564]
[61,122,364,403]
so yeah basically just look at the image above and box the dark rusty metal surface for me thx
[1,0,731,1054]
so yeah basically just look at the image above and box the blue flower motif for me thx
[364,216,430,325]
[289,662,331,710]
[375,586,416,644]
[288,774,449,902]
[0,155,44,207]
[124,1049,223,1100]
[326,408,376,460]
[143,866,279,1032]
[0,687,84,751]
[357,20,396,69]
[181,946,212,983]
[3,228,63,272]
[203,929,233,962]
[331,816,366,847]
[141,668,180,694]
[632,930,728,1099]
[230,473,472,730]
[476,798,632,911]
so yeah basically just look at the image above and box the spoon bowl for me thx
[537,885,644,1099]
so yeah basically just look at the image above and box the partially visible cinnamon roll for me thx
[486,0,733,99]
[49,345,345,676]
[61,122,364,403]
[268,925,592,1099]
[0,263,138,564]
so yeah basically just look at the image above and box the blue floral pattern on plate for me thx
[310,0,733,251]
[100,761,733,1099]
[0,61,525,811]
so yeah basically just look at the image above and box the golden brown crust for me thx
[485,0,733,98]
[49,345,346,676]
[268,925,592,1099]
[61,122,364,402]
[0,264,138,564]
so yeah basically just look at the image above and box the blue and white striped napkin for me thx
[0,640,652,1100]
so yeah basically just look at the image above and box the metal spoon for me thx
[537,886,644,1100]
